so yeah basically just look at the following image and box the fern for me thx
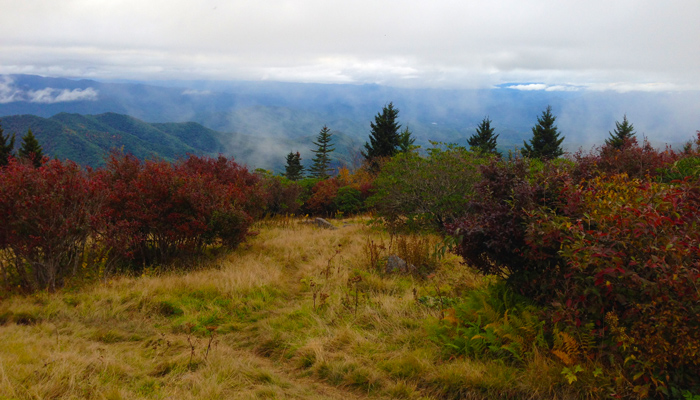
[430,282,547,364]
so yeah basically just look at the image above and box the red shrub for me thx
[305,178,340,216]
[258,176,303,216]
[528,174,700,393]
[0,159,102,291]
[573,137,679,181]
[94,154,261,267]
[178,155,263,218]
[446,157,574,299]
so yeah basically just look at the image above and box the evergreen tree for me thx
[284,151,304,181]
[467,116,500,155]
[398,125,416,153]
[363,102,401,162]
[605,115,636,149]
[309,126,335,179]
[18,128,44,168]
[522,106,564,160]
[0,122,15,167]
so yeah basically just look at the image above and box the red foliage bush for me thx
[448,154,700,393]
[95,154,261,267]
[0,159,102,291]
[304,178,341,216]
[179,155,263,219]
[257,175,303,216]
[573,137,679,181]
[528,174,700,393]
[446,157,574,299]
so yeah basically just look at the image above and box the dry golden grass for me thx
[0,215,581,399]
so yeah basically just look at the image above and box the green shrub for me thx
[334,186,364,215]
[371,144,489,231]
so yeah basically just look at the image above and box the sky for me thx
[1,0,699,91]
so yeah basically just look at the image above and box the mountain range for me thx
[1,74,699,170]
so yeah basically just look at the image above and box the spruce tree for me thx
[522,106,564,160]
[398,125,415,153]
[309,126,335,179]
[284,151,304,181]
[0,122,15,167]
[467,116,500,155]
[363,102,401,162]
[605,115,636,149]
[18,128,44,168]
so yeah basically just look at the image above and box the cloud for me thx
[507,84,548,91]
[545,85,581,92]
[506,83,583,92]
[0,76,24,103]
[27,87,98,103]
[0,1,698,89]
[0,77,98,103]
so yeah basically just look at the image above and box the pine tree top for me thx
[363,102,401,162]
[468,116,499,155]
[605,115,636,149]
[522,106,564,160]
[309,126,335,179]
[284,151,304,181]
[311,126,335,154]
[18,128,44,168]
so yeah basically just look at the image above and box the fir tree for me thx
[284,151,304,181]
[363,102,401,162]
[605,115,636,149]
[18,128,44,168]
[309,126,335,179]
[467,116,500,155]
[522,106,564,160]
[0,122,15,167]
[398,125,416,153]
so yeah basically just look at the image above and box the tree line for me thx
[0,126,44,168]
[284,103,638,180]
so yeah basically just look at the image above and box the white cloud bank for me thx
[26,87,98,103]
[0,77,98,104]
[0,0,698,90]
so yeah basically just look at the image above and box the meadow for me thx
[0,216,591,400]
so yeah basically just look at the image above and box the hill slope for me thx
[0,113,229,166]
[0,112,362,170]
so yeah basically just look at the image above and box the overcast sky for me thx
[1,0,698,90]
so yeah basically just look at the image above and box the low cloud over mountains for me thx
[0,76,98,104]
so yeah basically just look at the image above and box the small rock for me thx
[385,255,416,274]
[313,218,338,230]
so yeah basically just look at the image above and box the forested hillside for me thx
[0,112,361,169]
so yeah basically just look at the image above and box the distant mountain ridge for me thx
[0,113,224,166]
[0,112,361,170]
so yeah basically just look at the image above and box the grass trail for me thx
[0,217,574,399]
